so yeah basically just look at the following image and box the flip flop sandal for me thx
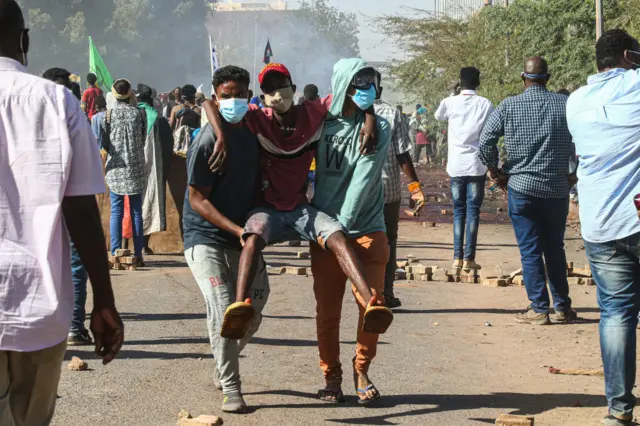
[220,299,254,340]
[362,297,393,334]
[317,388,346,403]
[356,384,381,406]
[352,357,380,406]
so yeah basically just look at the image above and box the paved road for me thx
[53,222,610,426]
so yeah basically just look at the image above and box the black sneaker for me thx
[386,296,402,309]
[67,330,93,346]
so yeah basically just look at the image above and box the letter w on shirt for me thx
[324,134,347,170]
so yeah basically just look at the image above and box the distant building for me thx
[214,0,287,11]
[434,0,507,20]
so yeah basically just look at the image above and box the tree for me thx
[18,0,215,91]
[298,0,360,58]
[376,0,630,106]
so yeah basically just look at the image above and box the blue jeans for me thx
[508,189,571,313]
[585,232,640,420]
[450,175,486,260]
[110,191,144,258]
[70,242,88,334]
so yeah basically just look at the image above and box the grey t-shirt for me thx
[183,123,259,250]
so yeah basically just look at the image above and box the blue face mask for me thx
[349,85,376,110]
[218,98,249,123]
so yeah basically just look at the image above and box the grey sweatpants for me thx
[185,244,270,394]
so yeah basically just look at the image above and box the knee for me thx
[326,231,347,250]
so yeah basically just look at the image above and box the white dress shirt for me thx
[435,90,494,177]
[0,58,106,351]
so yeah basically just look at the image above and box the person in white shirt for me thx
[435,67,494,271]
[0,2,124,424]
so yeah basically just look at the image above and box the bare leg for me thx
[325,232,373,305]
[235,234,266,303]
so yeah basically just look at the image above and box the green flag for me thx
[89,36,113,91]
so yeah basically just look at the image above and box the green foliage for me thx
[376,0,632,106]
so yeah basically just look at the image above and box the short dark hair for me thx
[0,0,24,35]
[137,83,154,105]
[42,67,71,83]
[113,79,131,96]
[213,65,251,90]
[304,84,318,97]
[94,94,107,110]
[596,29,639,71]
[87,73,97,85]
[460,67,480,89]
[181,84,197,101]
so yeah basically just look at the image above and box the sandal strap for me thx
[357,384,375,394]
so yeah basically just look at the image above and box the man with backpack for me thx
[170,84,201,131]
[170,84,202,154]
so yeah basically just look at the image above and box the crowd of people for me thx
[2,0,640,424]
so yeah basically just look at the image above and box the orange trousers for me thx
[310,231,389,383]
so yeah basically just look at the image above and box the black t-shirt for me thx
[183,123,259,250]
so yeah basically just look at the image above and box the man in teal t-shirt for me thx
[311,58,392,405]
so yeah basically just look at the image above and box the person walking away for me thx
[566,29,640,426]
[435,67,494,271]
[137,83,174,255]
[312,59,392,405]
[0,2,124,423]
[82,72,103,120]
[102,78,147,266]
[410,106,429,164]
[170,85,200,131]
[479,57,577,325]
[91,95,107,149]
[42,67,97,345]
[373,71,425,309]
[184,66,269,413]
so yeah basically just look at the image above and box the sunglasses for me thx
[626,50,640,67]
[351,71,378,91]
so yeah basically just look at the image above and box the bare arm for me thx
[169,106,177,130]
[203,100,227,173]
[62,195,123,364]
[189,185,243,239]
[397,152,419,183]
[359,106,378,155]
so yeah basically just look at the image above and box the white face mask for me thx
[19,30,28,67]
[264,86,294,114]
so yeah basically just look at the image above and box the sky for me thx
[326,0,436,62]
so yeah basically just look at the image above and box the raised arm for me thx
[203,99,227,173]
[359,106,378,155]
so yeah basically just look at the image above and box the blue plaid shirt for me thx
[478,85,573,198]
